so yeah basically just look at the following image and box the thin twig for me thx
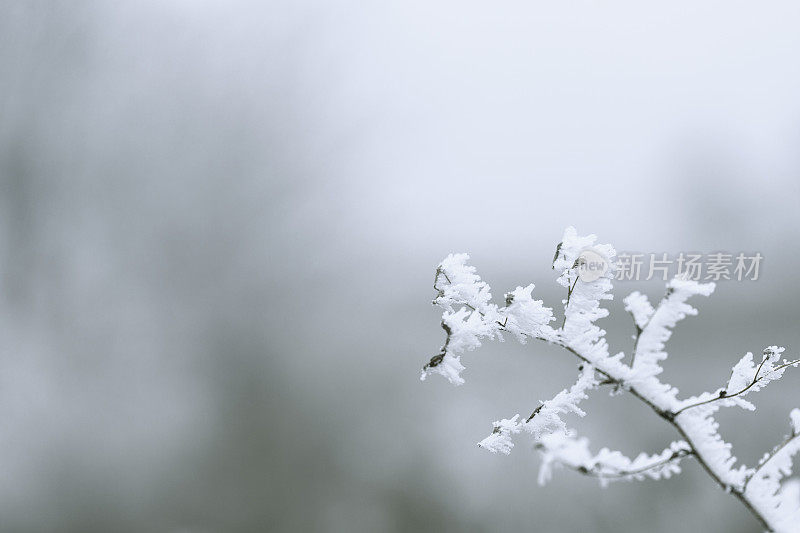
[628,290,668,368]
[544,448,694,481]
[526,404,544,423]
[422,321,453,371]
[629,325,642,368]
[673,358,800,416]
[561,275,580,329]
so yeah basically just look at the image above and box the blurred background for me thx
[1,1,800,531]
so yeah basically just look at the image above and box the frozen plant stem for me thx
[420,228,800,532]
[674,358,800,417]
[549,446,695,481]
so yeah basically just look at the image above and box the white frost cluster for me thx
[477,415,521,455]
[434,253,493,313]
[623,291,654,329]
[421,227,800,531]
[537,434,690,488]
[501,284,556,343]
[791,408,800,435]
[522,364,598,439]
[555,227,616,364]
[420,253,502,385]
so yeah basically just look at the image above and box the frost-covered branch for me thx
[743,410,800,532]
[536,435,692,487]
[674,349,800,415]
[748,413,800,490]
[420,227,800,532]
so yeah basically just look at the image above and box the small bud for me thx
[762,346,784,363]
[424,352,445,369]
[551,242,563,269]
